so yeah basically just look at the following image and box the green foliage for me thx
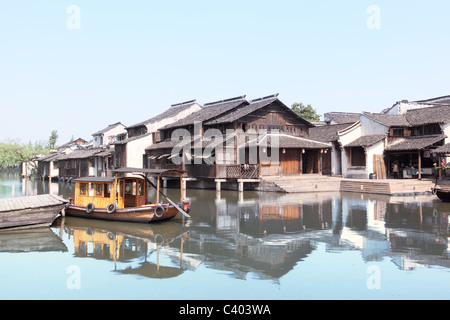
[291,102,321,121]
[49,130,59,149]
[0,138,50,168]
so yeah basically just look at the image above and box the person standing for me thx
[393,161,399,179]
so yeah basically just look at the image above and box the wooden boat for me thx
[66,168,191,223]
[0,194,68,230]
[432,184,450,202]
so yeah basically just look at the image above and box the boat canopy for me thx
[74,177,117,183]
[112,167,186,175]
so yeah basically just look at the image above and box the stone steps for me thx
[260,175,434,195]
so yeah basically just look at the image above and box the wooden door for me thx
[281,149,300,175]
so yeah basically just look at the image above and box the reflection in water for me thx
[58,217,194,279]
[55,189,449,281]
[0,172,448,299]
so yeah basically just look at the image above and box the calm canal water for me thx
[0,171,448,300]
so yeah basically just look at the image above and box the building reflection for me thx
[55,190,449,281]
[183,191,449,279]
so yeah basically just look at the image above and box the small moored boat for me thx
[0,194,68,230]
[432,184,450,202]
[66,168,191,223]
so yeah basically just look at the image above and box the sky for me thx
[1,0,450,145]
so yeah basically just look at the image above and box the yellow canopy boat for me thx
[66,168,191,223]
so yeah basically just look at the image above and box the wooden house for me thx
[326,102,450,179]
[37,138,88,180]
[113,100,202,169]
[57,147,114,181]
[146,94,331,190]
[92,122,126,148]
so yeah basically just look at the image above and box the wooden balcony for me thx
[155,163,260,179]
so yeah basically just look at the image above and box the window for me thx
[88,183,95,197]
[80,183,87,195]
[392,128,404,137]
[96,184,103,197]
[138,181,145,196]
[351,147,366,167]
[104,184,111,197]
[125,181,136,195]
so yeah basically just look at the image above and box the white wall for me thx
[442,123,450,145]
[360,115,388,136]
[365,140,385,177]
[124,103,202,169]
[93,124,127,148]
[126,135,154,168]
[339,123,362,178]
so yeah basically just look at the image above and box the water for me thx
[0,171,449,300]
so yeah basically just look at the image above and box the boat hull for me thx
[66,202,190,223]
[436,190,450,202]
[0,205,65,231]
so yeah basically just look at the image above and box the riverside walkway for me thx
[261,174,435,196]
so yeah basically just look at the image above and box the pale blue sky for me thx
[1,1,450,144]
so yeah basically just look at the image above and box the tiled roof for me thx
[362,112,409,127]
[57,148,111,160]
[433,143,450,154]
[413,95,450,105]
[345,135,386,147]
[205,94,313,127]
[324,112,361,124]
[385,134,446,151]
[162,96,248,130]
[113,133,152,145]
[308,123,354,142]
[246,133,331,149]
[92,122,124,136]
[405,105,450,126]
[205,95,278,125]
[126,100,200,130]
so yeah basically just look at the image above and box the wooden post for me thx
[418,150,422,180]
[156,174,160,204]
[300,149,303,175]
[180,172,184,203]
[238,180,244,192]
[180,237,184,269]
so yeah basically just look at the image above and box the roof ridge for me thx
[249,93,279,103]
[171,99,197,108]
[204,95,246,107]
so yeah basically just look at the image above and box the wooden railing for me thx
[156,163,260,179]
[226,164,259,179]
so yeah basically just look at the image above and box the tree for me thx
[291,102,321,121]
[48,130,59,149]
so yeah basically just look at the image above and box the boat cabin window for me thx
[96,184,103,196]
[138,181,145,196]
[88,183,95,197]
[104,184,111,198]
[78,181,113,198]
[125,181,136,195]
[80,183,87,195]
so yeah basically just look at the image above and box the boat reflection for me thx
[0,228,67,253]
[57,217,196,279]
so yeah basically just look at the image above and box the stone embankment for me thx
[261,175,434,196]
